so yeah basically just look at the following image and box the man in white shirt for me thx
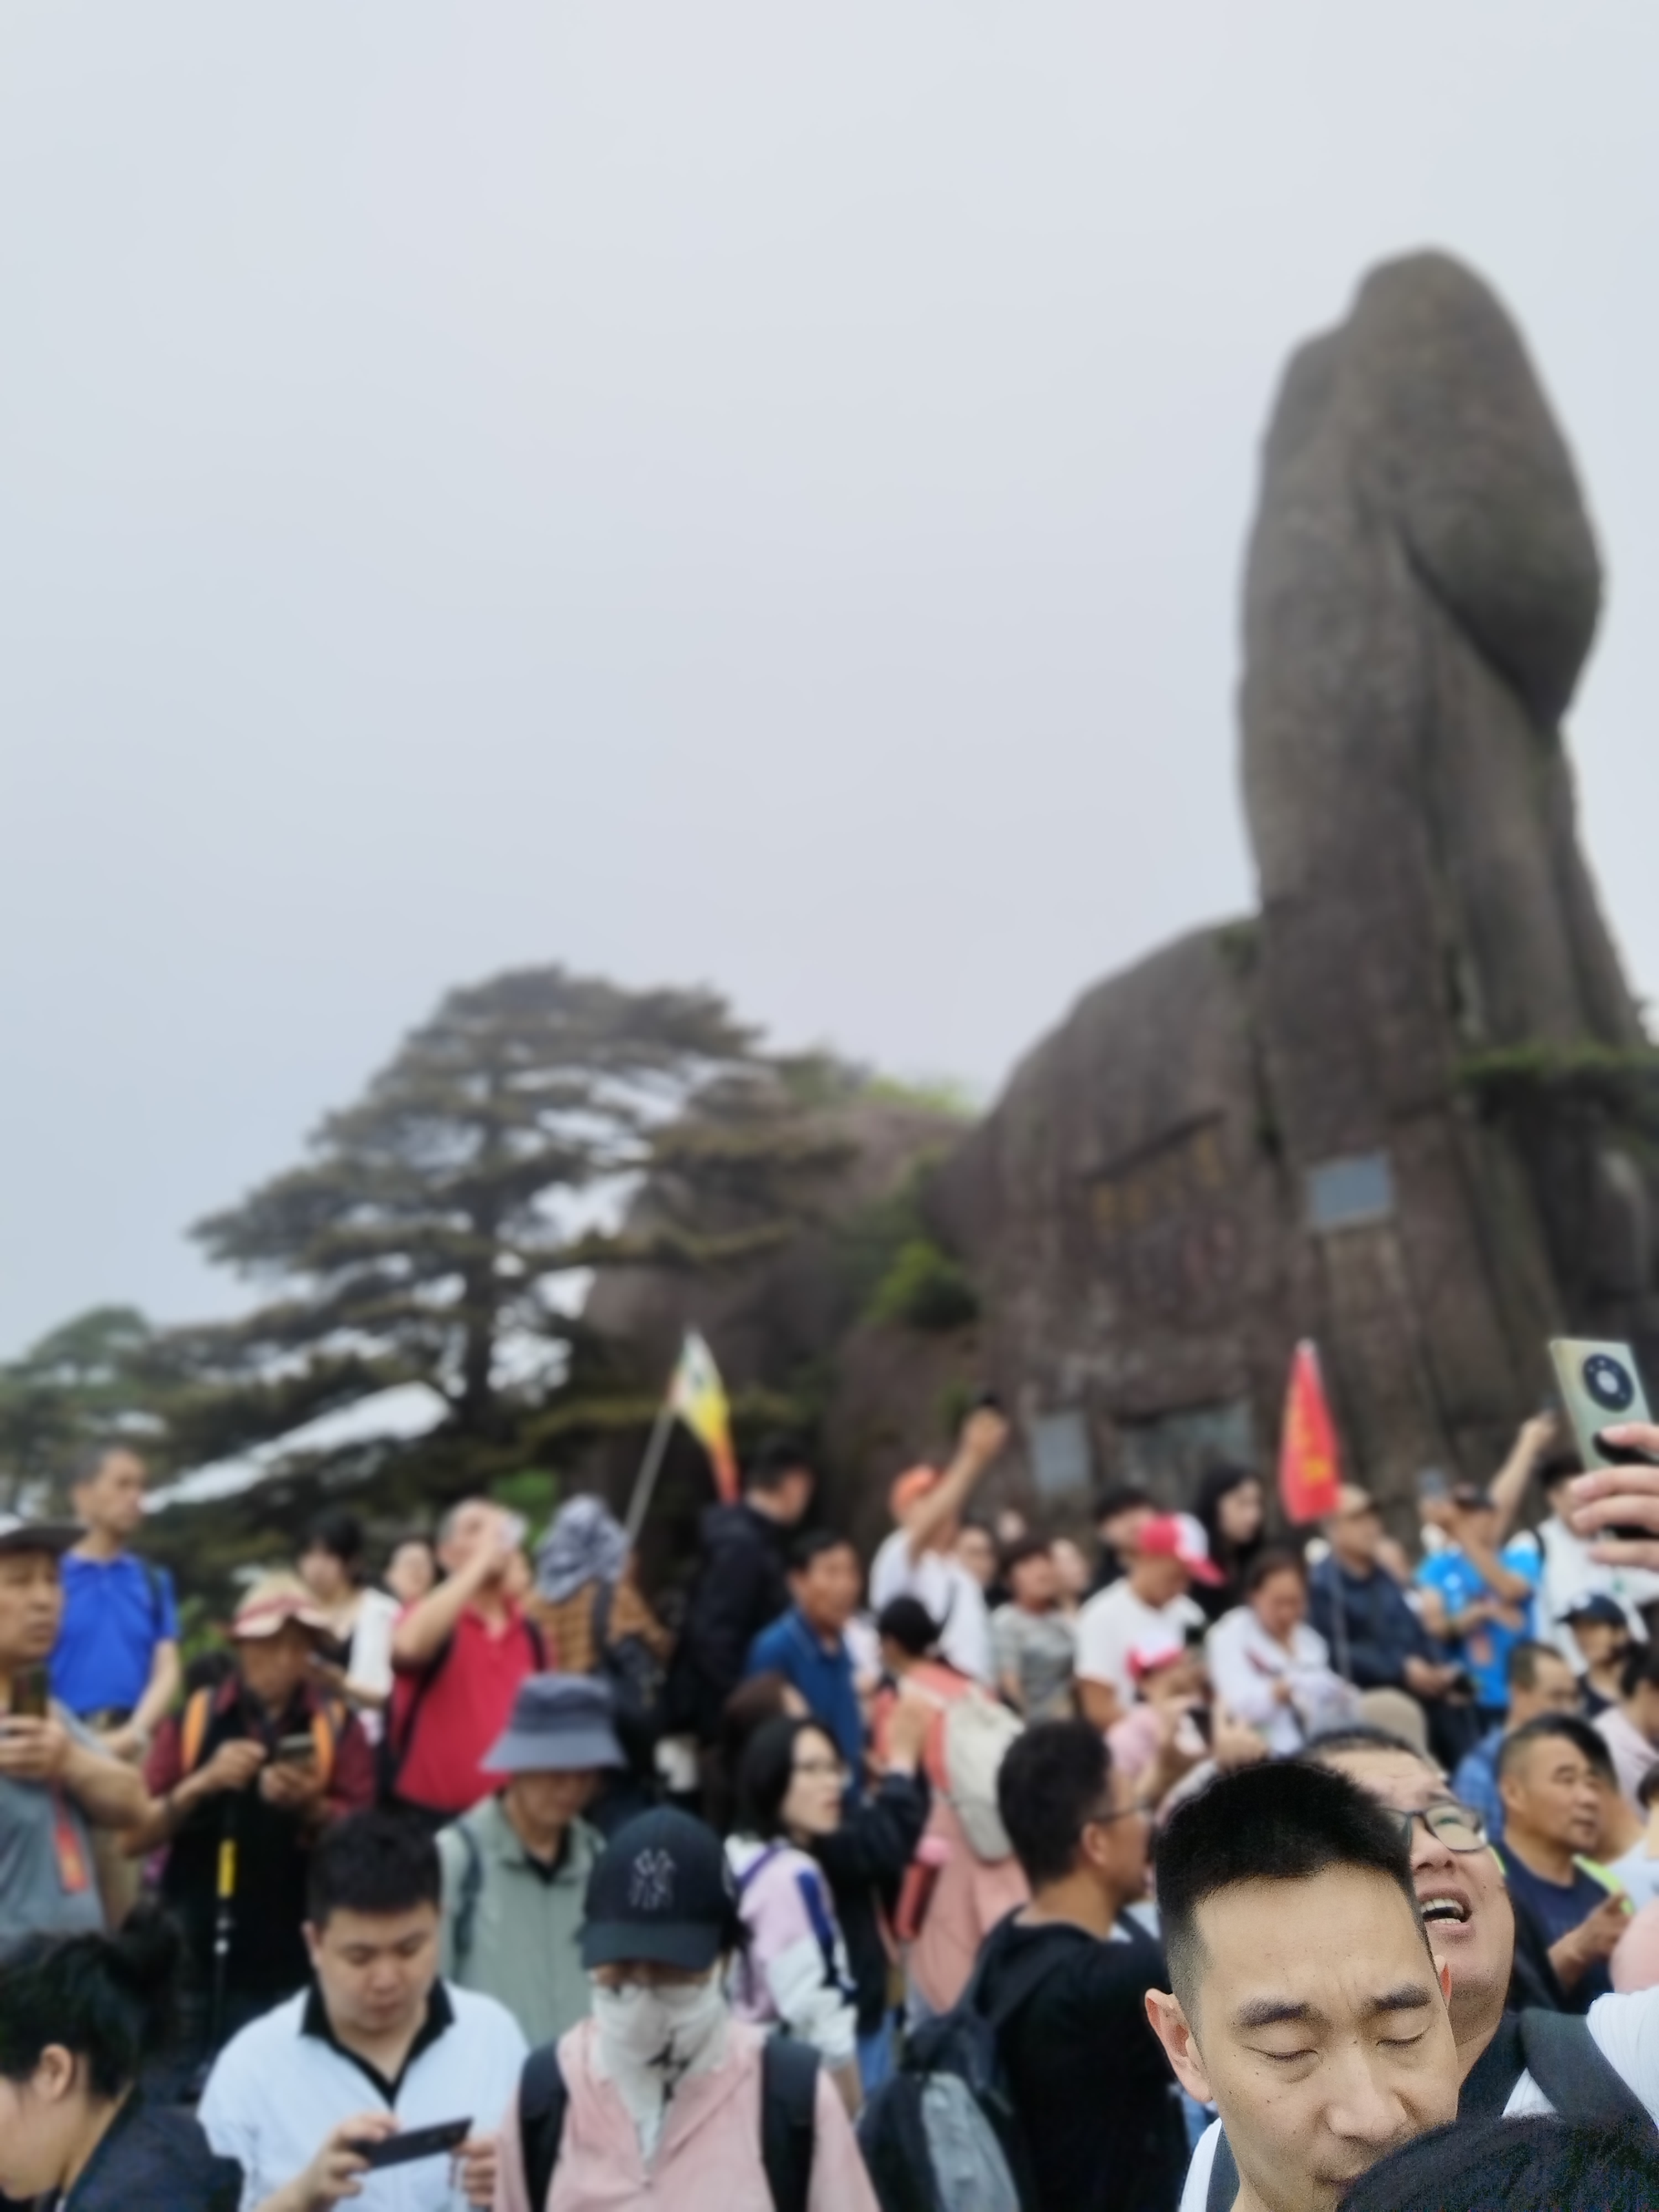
[1074,1514,1219,1729]
[868,1404,1009,1682]
[200,1808,526,2211]
[1536,1454,1658,1669]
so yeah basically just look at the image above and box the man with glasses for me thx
[1308,1487,1473,1766]
[1175,1732,1659,2210]
[975,1719,1189,2212]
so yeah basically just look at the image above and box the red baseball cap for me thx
[1139,1512,1224,1587]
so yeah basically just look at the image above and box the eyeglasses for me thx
[792,1757,846,1781]
[1386,1802,1488,1853]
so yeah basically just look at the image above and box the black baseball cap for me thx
[580,1807,740,1973]
[1562,1593,1626,1629]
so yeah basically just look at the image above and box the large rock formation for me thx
[936,252,1659,1520]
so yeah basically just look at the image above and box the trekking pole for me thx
[206,1799,238,2061]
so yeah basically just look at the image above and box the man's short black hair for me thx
[745,1434,815,1495]
[1497,1711,1615,1789]
[790,1528,856,1573]
[1244,1546,1307,1597]
[1000,1533,1053,1576]
[1538,1451,1583,1495]
[876,1595,938,1657]
[1095,1484,1154,1525]
[306,1809,441,1927]
[997,1720,1113,1888]
[1155,1762,1426,2019]
[1619,1640,1659,1701]
[1339,2114,1659,2212]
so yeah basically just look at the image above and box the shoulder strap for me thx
[180,1687,214,1777]
[517,2042,570,2212]
[1517,2007,1654,2132]
[141,1559,166,1639]
[385,1631,455,1789]
[759,2034,818,2212]
[1206,2127,1240,2212]
[737,1843,786,1896]
[309,1700,340,1789]
[980,1924,1077,2031]
[452,1818,486,1972]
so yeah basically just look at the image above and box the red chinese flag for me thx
[1279,1340,1343,1524]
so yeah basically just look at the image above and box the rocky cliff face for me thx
[937,251,1659,1518]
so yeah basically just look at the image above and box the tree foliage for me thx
[187,966,761,1445]
[0,1306,171,1509]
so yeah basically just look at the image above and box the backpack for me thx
[515,2030,817,2211]
[591,1580,665,1764]
[855,1923,1066,2212]
[940,1693,1024,1862]
[179,1685,342,1787]
[1202,2005,1656,2210]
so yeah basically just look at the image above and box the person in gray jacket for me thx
[436,1673,623,2045]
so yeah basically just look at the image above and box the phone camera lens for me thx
[1583,1354,1636,1414]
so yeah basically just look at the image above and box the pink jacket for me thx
[492,2016,879,2212]
[906,1797,1030,2017]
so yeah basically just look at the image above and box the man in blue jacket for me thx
[1310,1485,1475,1767]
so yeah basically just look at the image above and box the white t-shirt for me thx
[1074,1579,1204,1707]
[200,1980,526,2211]
[869,1530,992,1682]
[1179,1986,1659,2211]
[1537,1514,1659,1670]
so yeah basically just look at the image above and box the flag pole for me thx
[624,1401,676,1546]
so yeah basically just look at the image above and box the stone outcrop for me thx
[936,252,1659,1520]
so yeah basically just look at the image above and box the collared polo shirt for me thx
[198,1978,527,2212]
[744,1607,863,1775]
[51,1550,179,1717]
[391,1604,542,1816]
[436,1794,599,2047]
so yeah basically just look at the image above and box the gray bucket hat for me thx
[483,1672,625,1775]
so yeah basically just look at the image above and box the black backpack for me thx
[591,1580,666,1767]
[515,2031,817,2212]
[1202,2006,1657,2210]
[856,1924,1070,2212]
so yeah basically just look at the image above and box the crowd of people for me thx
[7,1404,1659,2210]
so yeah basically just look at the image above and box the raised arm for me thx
[902,1407,1009,1563]
[391,1519,509,1669]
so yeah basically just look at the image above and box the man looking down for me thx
[1147,1761,1460,2212]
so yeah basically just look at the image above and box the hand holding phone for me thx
[9,1665,49,1721]
[347,2117,473,2171]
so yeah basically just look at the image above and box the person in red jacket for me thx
[387,1499,545,1823]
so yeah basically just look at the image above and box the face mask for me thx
[591,1973,727,2083]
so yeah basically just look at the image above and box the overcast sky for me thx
[3,3,1658,1356]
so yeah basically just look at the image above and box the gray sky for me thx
[4,3,1658,1356]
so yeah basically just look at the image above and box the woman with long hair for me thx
[0,1912,241,2210]
[727,1715,863,2112]
[1191,1463,1267,1621]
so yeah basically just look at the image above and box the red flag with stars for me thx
[1279,1340,1343,1523]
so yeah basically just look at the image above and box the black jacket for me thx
[60,2093,242,2212]
[816,1770,930,2036]
[1307,1554,1442,1688]
[667,1501,795,1744]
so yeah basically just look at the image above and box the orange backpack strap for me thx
[309,1702,340,1790]
[179,1686,214,1777]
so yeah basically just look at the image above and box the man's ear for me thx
[302,1920,321,1971]
[1145,1989,1213,2104]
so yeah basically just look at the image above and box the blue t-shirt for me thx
[1497,1845,1617,2011]
[1415,1535,1540,1710]
[50,1551,179,1717]
[744,1608,863,1780]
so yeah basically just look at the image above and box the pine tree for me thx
[187,967,758,1446]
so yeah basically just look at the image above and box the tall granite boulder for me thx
[936,251,1659,1520]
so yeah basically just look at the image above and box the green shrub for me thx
[870,1239,980,1331]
